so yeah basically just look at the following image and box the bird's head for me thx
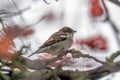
[59,26,76,34]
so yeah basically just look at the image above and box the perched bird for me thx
[28,27,76,57]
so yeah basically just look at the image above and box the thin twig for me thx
[66,49,106,65]
[106,51,120,62]
[109,0,120,7]
[30,15,46,27]
[0,7,30,18]
[43,0,58,4]
[58,55,120,80]
[43,0,50,4]
[103,0,120,47]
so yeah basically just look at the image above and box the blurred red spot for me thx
[0,37,17,60]
[3,25,34,38]
[75,35,107,51]
[22,28,34,37]
[0,25,34,60]
[38,53,56,60]
[90,0,103,17]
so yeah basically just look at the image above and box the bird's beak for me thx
[73,30,76,33]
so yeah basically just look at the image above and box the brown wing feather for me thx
[40,32,67,48]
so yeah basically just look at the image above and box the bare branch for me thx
[58,57,120,80]
[106,51,120,63]
[0,7,30,18]
[109,0,120,7]
[103,0,120,47]
[43,0,50,4]
[43,0,59,4]
[21,50,120,80]
[66,49,106,65]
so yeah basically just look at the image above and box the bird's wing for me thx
[40,32,67,48]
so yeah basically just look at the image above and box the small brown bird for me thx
[28,27,76,57]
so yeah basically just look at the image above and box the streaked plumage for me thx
[28,27,76,57]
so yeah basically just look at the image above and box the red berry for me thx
[90,0,103,17]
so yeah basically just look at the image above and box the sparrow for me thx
[28,26,76,57]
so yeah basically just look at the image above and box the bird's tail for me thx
[28,49,42,57]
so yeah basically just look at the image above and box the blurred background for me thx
[0,0,120,79]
